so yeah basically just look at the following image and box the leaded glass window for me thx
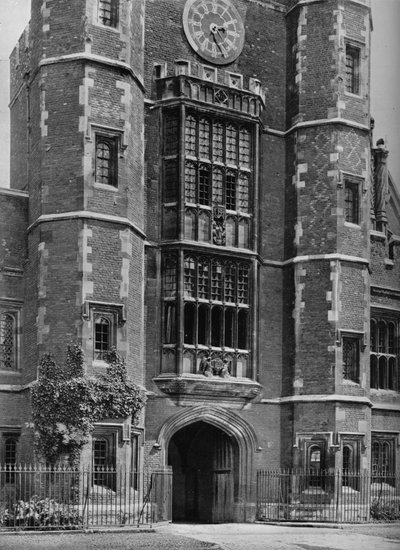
[0,313,15,370]
[212,122,224,162]
[226,125,237,165]
[342,336,359,383]
[370,317,399,391]
[199,118,210,159]
[185,162,196,203]
[185,115,196,156]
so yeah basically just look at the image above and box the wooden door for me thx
[212,432,234,522]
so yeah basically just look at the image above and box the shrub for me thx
[0,496,82,529]
[31,345,147,465]
[370,499,400,521]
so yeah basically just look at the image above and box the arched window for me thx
[308,445,322,486]
[0,313,16,370]
[95,136,117,187]
[94,316,111,361]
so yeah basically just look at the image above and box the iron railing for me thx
[0,464,172,530]
[257,469,400,523]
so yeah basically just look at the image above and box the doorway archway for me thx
[168,421,237,522]
[158,405,258,522]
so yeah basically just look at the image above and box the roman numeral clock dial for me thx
[183,0,245,65]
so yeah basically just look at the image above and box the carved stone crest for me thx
[199,355,231,378]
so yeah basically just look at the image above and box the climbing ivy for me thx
[31,345,147,465]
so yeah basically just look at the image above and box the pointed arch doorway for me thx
[168,421,238,523]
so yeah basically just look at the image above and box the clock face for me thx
[183,0,245,65]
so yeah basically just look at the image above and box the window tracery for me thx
[370,318,398,391]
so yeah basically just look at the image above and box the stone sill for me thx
[153,374,261,400]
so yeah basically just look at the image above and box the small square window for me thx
[343,336,360,383]
[95,135,118,187]
[345,45,360,95]
[344,180,360,224]
[98,0,119,28]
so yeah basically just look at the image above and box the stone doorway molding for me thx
[156,404,259,522]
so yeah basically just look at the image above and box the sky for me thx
[0,0,399,188]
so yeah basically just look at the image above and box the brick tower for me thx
[8,0,146,460]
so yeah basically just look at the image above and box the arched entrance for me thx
[168,421,238,523]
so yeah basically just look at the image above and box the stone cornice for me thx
[27,211,146,240]
[263,253,369,268]
[38,53,145,93]
[264,117,370,138]
[261,394,372,407]
[0,187,29,198]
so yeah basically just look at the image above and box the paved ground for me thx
[0,522,399,550]
[159,522,400,550]
[0,529,218,550]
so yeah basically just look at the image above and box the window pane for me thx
[198,259,209,299]
[165,160,178,202]
[199,212,211,242]
[164,257,177,297]
[238,310,248,349]
[185,162,196,203]
[343,337,359,382]
[212,168,223,204]
[99,0,118,27]
[211,261,223,301]
[96,141,111,184]
[212,122,224,162]
[345,181,359,224]
[184,303,195,344]
[198,305,208,345]
[239,127,250,167]
[238,264,249,304]
[225,217,236,247]
[211,306,223,347]
[226,125,237,165]
[185,115,196,156]
[164,304,176,344]
[0,313,15,369]
[224,263,236,303]
[184,210,196,241]
[164,111,179,156]
[226,171,236,210]
[199,118,210,159]
[238,173,249,212]
[94,317,110,360]
[184,257,196,297]
[345,46,360,94]
[225,309,234,348]
[199,165,211,205]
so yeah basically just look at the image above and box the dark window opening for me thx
[94,316,111,361]
[343,336,360,383]
[344,180,360,224]
[345,45,360,94]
